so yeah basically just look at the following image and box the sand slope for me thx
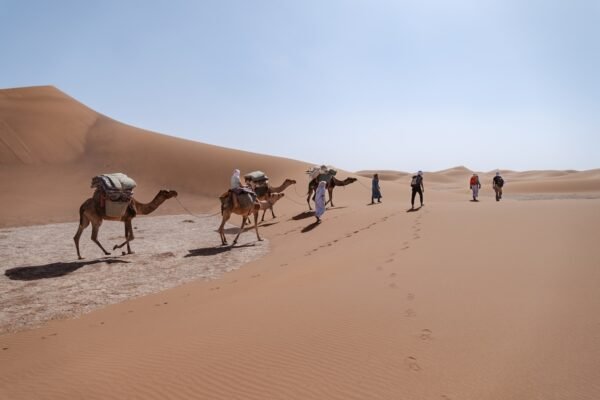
[0,86,311,227]
[1,86,600,399]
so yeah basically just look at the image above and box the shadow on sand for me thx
[301,221,321,233]
[5,258,130,281]
[185,243,257,257]
[292,211,315,221]
[406,206,422,213]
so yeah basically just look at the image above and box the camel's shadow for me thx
[185,243,257,257]
[291,211,315,220]
[5,258,130,281]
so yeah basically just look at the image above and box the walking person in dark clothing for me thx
[371,173,382,204]
[410,171,424,209]
[492,171,504,201]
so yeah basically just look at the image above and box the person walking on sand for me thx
[492,171,504,201]
[315,180,327,223]
[410,170,424,209]
[470,173,481,201]
[371,173,382,204]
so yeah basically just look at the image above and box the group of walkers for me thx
[468,172,505,202]
[229,168,505,227]
[371,170,505,207]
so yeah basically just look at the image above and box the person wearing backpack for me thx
[410,171,424,209]
[470,173,481,201]
[492,171,504,201]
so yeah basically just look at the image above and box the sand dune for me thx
[1,86,600,399]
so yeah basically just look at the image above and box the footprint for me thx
[385,259,394,263]
[389,272,397,278]
[210,286,220,291]
[401,246,410,250]
[376,266,383,271]
[2,347,7,351]
[389,282,397,289]
[251,274,261,278]
[406,356,422,371]
[407,293,415,301]
[405,309,416,318]
[420,329,433,341]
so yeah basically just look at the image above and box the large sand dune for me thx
[1,86,599,399]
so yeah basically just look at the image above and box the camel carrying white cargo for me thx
[91,173,137,218]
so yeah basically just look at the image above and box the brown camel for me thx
[74,189,178,259]
[218,191,263,246]
[256,178,296,221]
[306,176,357,210]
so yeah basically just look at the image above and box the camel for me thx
[258,192,285,222]
[254,178,296,222]
[74,189,178,259]
[306,176,357,210]
[218,191,263,246]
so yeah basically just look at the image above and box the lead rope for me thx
[174,196,222,219]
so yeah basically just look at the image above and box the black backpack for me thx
[411,175,421,188]
[495,176,504,187]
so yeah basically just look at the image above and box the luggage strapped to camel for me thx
[244,171,270,197]
[91,173,137,217]
[306,165,337,183]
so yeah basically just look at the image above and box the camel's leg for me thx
[253,210,262,242]
[113,219,135,253]
[327,188,334,207]
[91,220,111,256]
[270,205,276,219]
[307,189,313,210]
[218,212,231,245]
[74,213,90,260]
[260,208,267,222]
[232,214,247,245]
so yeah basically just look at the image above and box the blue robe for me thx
[315,182,327,218]
[372,178,381,200]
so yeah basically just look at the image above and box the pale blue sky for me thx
[1,0,598,171]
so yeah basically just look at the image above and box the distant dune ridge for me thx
[1,86,600,400]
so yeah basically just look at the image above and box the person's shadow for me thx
[5,258,129,281]
[301,221,320,233]
[406,206,422,212]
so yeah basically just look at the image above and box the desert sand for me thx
[1,86,599,399]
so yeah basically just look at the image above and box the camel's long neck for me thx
[271,180,293,192]
[133,193,168,215]
[332,177,353,186]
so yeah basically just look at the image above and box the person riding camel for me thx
[230,169,243,209]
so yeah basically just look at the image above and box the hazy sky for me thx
[1,0,598,171]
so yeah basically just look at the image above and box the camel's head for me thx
[347,177,358,184]
[159,190,178,199]
[285,179,297,185]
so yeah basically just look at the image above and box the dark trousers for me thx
[411,188,423,207]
